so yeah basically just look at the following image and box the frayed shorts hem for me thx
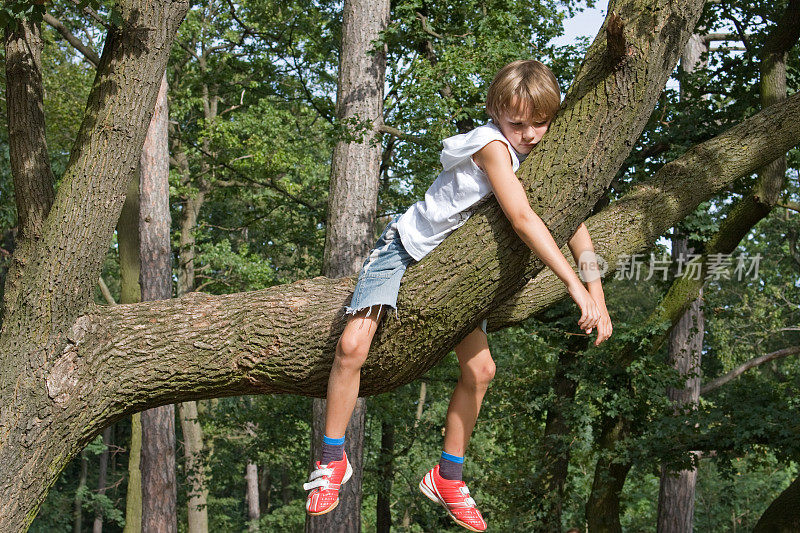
[344,303,399,320]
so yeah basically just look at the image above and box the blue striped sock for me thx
[439,451,464,480]
[321,434,345,464]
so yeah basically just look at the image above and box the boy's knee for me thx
[462,358,496,389]
[336,333,370,369]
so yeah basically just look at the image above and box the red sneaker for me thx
[419,465,487,532]
[303,452,353,516]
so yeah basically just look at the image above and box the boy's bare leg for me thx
[324,306,384,438]
[442,327,496,456]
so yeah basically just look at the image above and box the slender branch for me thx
[700,346,800,395]
[68,0,109,29]
[378,124,425,145]
[174,135,322,214]
[97,277,116,306]
[777,201,800,213]
[42,13,100,67]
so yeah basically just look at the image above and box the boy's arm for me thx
[568,222,613,345]
[473,141,601,334]
[567,222,606,304]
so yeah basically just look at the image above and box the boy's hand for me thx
[567,282,601,337]
[592,302,613,346]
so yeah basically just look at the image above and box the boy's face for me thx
[496,98,551,155]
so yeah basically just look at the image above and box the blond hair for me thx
[486,60,561,123]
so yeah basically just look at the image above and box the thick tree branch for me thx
[48,62,800,429]
[700,346,800,395]
[2,19,56,324]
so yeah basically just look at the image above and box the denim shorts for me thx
[346,214,416,318]
[345,214,489,335]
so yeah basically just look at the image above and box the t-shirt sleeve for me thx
[439,124,519,172]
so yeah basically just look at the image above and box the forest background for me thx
[1,0,799,531]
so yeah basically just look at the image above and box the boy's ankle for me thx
[438,451,464,480]
[321,434,345,464]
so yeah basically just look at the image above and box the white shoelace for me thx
[459,485,476,507]
[303,466,333,491]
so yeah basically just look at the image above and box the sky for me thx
[550,4,607,48]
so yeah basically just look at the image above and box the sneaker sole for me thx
[306,460,354,516]
[418,478,485,532]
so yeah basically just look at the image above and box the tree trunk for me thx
[178,401,209,533]
[308,400,367,533]
[754,474,800,532]
[74,449,88,533]
[93,427,113,533]
[376,420,395,533]
[124,414,143,533]
[655,32,708,532]
[585,417,632,533]
[246,462,260,532]
[139,72,178,533]
[119,166,143,533]
[656,238,703,533]
[307,0,389,530]
[259,465,270,514]
[2,18,55,325]
[532,333,589,530]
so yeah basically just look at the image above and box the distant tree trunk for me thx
[307,0,389,531]
[655,35,707,532]
[178,401,209,533]
[123,414,142,533]
[656,237,703,533]
[246,462,260,532]
[532,333,589,530]
[402,381,427,529]
[74,449,88,533]
[281,468,292,505]
[119,169,143,533]
[92,427,113,533]
[754,474,800,532]
[259,465,270,513]
[585,416,632,533]
[171,38,214,533]
[139,72,177,533]
[376,420,394,533]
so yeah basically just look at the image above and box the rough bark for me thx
[139,72,177,533]
[655,32,708,532]
[2,18,55,326]
[245,462,260,532]
[754,474,800,532]
[308,0,389,530]
[656,238,703,533]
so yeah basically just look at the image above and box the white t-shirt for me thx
[397,122,526,261]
